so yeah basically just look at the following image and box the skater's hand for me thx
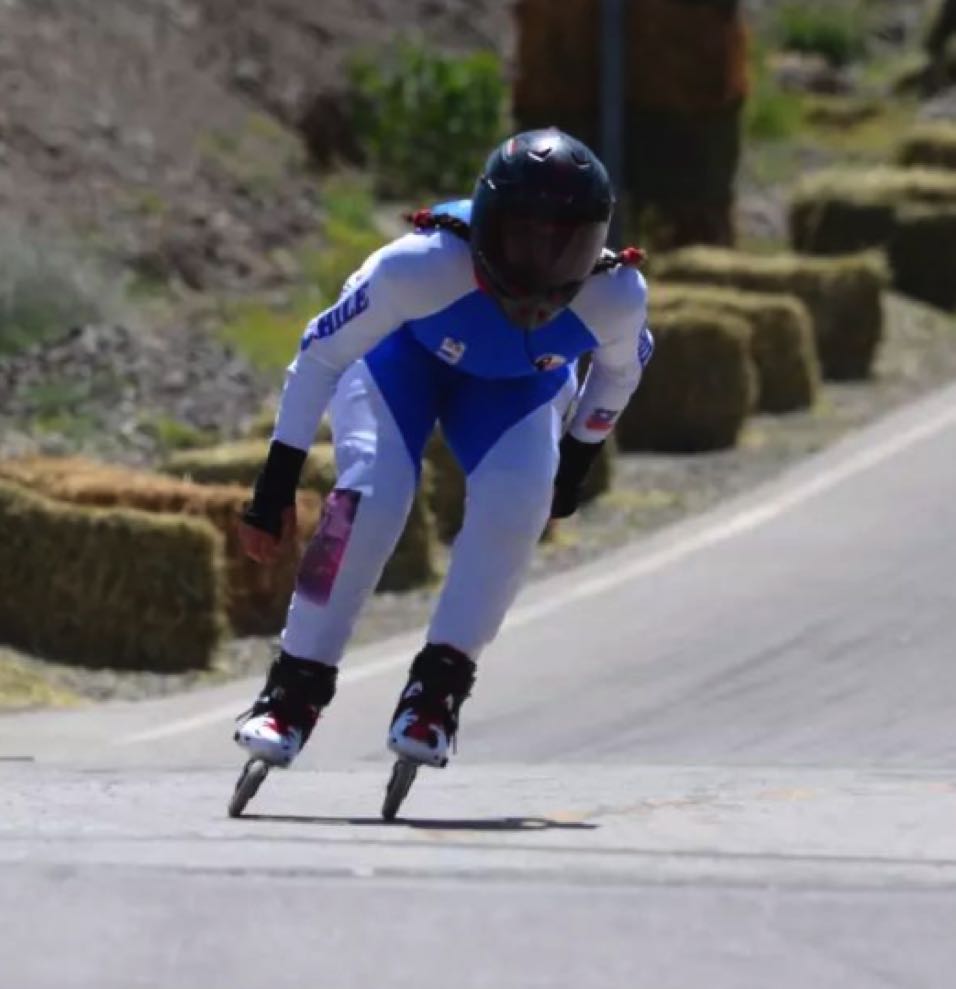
[239,505,297,564]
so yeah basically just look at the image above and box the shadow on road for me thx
[243,814,598,832]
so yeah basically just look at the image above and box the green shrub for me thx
[142,415,217,453]
[349,43,507,198]
[616,308,756,452]
[773,2,867,67]
[0,235,107,355]
[219,174,385,371]
[746,44,803,141]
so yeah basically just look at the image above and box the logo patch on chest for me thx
[533,353,568,372]
[438,337,467,364]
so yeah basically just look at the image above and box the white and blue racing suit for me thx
[274,200,652,663]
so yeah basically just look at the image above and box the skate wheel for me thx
[382,758,418,822]
[228,759,270,818]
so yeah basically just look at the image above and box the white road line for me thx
[503,395,956,630]
[116,394,956,746]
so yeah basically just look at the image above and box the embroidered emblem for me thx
[438,337,467,364]
[533,353,567,372]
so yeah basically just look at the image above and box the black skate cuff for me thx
[242,440,307,536]
[551,434,604,519]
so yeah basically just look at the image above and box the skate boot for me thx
[234,652,338,767]
[388,643,476,767]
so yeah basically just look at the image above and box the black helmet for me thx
[471,128,614,330]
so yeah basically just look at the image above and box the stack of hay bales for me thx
[0,480,226,670]
[616,306,756,452]
[0,457,308,636]
[789,166,956,257]
[163,440,437,593]
[654,247,886,380]
[897,123,956,170]
[513,0,599,149]
[789,138,956,311]
[652,284,820,412]
[890,124,956,308]
[514,0,747,247]
[887,205,956,310]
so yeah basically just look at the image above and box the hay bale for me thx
[0,480,225,670]
[654,246,886,380]
[616,307,756,452]
[514,0,745,246]
[164,440,338,491]
[0,457,312,636]
[888,205,956,310]
[896,123,956,170]
[164,441,437,591]
[789,166,956,256]
[513,0,600,144]
[653,284,820,411]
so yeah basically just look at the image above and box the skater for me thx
[234,127,652,774]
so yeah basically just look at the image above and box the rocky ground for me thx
[0,0,514,298]
[0,323,268,463]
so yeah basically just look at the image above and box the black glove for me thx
[241,440,307,537]
[550,434,604,519]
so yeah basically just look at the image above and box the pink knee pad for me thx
[296,489,361,605]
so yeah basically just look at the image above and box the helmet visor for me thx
[476,212,609,302]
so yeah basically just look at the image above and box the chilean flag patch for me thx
[585,408,617,432]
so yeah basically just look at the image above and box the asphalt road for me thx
[3,382,956,988]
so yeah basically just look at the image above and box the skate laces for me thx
[237,655,338,727]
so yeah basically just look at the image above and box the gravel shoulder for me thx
[3,292,955,712]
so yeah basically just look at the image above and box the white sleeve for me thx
[272,232,446,451]
[568,268,652,443]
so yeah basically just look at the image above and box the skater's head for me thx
[470,128,614,331]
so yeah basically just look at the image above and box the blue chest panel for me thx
[406,290,598,379]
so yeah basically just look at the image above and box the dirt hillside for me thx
[0,0,514,292]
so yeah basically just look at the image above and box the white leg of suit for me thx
[427,373,577,657]
[280,362,418,664]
